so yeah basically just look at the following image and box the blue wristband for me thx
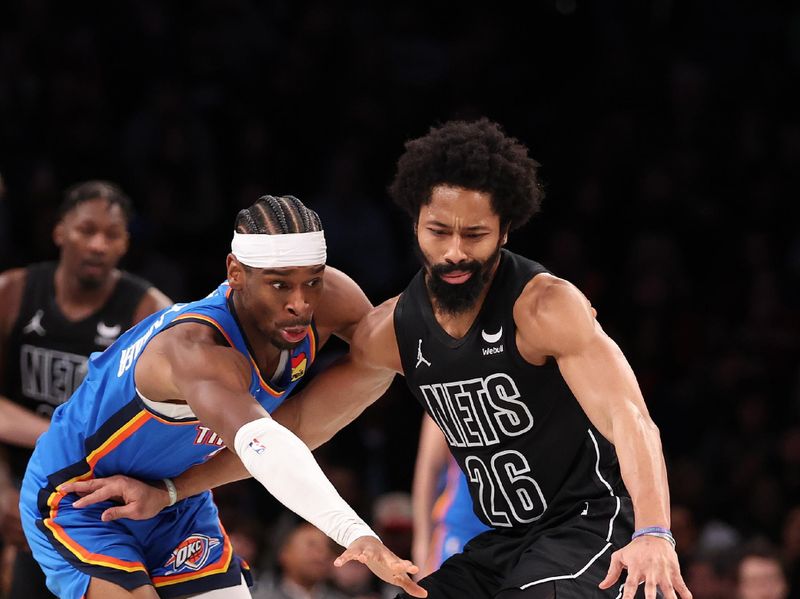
[632,526,675,547]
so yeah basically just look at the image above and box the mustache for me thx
[275,320,311,328]
[430,260,481,278]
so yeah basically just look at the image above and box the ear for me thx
[500,225,510,247]
[53,221,65,248]
[226,254,246,289]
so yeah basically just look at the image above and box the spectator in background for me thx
[253,520,348,599]
[735,540,789,599]
[0,180,172,599]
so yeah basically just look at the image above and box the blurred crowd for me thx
[2,1,800,597]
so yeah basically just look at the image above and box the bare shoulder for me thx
[351,296,402,372]
[132,286,173,325]
[0,268,27,334]
[514,273,597,358]
[314,266,372,344]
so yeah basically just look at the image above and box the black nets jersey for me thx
[395,250,628,530]
[2,262,150,479]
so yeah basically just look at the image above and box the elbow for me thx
[609,404,661,446]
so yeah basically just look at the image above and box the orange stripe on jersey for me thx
[174,313,284,397]
[43,517,147,573]
[307,324,317,363]
[431,459,460,521]
[173,313,237,348]
[86,410,151,469]
[151,522,234,587]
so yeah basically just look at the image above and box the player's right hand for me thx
[336,535,428,597]
[60,475,171,522]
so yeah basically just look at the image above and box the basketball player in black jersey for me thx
[66,122,690,598]
[0,181,172,598]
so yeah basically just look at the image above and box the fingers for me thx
[60,479,97,496]
[598,551,624,589]
[621,578,640,599]
[100,506,130,522]
[674,576,693,599]
[395,573,428,598]
[334,548,356,567]
[71,486,118,508]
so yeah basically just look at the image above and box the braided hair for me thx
[234,195,322,235]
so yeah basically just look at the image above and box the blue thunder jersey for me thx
[428,458,490,570]
[26,280,318,522]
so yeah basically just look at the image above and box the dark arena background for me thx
[1,1,799,597]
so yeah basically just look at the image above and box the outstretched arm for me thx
[411,413,450,577]
[515,275,690,599]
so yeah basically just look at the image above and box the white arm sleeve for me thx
[233,417,378,548]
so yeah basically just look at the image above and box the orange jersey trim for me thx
[42,518,147,573]
[431,460,460,521]
[42,410,154,574]
[173,313,284,397]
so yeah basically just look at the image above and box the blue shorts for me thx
[20,469,250,599]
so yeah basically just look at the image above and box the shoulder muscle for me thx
[514,274,598,359]
[313,267,372,344]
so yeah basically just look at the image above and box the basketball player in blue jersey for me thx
[412,414,489,578]
[19,195,426,599]
[64,122,691,598]
[0,181,171,599]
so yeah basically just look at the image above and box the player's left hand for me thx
[599,535,692,599]
[335,535,428,598]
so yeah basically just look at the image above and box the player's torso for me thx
[3,262,148,419]
[29,282,318,484]
[395,250,623,529]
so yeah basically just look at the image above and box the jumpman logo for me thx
[23,310,46,336]
[416,339,431,368]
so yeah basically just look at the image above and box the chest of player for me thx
[407,320,573,452]
[9,306,128,409]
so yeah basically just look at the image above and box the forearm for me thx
[611,405,671,529]
[0,397,49,447]
[273,354,395,450]
[172,448,251,501]
[234,417,376,547]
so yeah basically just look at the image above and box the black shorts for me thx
[398,496,661,599]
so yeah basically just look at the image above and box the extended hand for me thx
[335,535,428,598]
[59,475,171,522]
[599,536,692,599]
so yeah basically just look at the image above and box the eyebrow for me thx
[258,265,326,276]
[427,220,490,231]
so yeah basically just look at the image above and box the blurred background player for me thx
[411,414,488,578]
[252,519,348,599]
[0,180,171,598]
[735,541,789,599]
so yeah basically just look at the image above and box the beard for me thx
[414,240,502,316]
[76,273,104,290]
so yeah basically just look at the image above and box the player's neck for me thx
[54,264,119,321]
[230,291,283,375]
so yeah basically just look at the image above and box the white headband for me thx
[231,231,327,268]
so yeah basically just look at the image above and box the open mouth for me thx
[439,270,473,285]
[279,326,308,343]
